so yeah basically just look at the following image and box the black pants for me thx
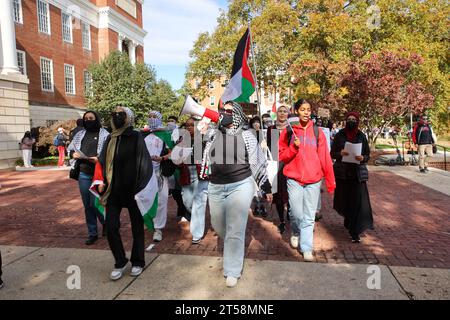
[172,188,189,219]
[106,201,145,268]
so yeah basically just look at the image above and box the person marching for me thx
[279,99,335,262]
[331,112,373,243]
[202,101,272,287]
[93,106,153,280]
[266,103,293,235]
[68,111,109,245]
[172,117,209,244]
[143,111,173,243]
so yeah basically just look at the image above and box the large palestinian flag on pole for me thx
[221,28,255,103]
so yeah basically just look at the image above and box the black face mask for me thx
[112,113,127,129]
[220,114,233,128]
[346,121,358,130]
[84,120,99,132]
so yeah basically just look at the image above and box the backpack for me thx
[287,125,320,150]
[159,142,176,177]
[53,135,60,146]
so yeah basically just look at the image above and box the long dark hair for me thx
[21,131,32,143]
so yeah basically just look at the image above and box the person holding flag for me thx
[143,110,174,243]
[199,28,273,288]
[90,106,155,281]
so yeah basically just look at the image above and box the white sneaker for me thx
[226,276,238,288]
[153,229,163,242]
[303,251,314,262]
[110,265,127,281]
[290,236,299,249]
[130,266,143,277]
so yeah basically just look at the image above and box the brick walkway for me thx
[0,169,449,268]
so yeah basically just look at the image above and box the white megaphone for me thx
[180,95,220,123]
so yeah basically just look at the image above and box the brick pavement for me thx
[0,169,449,268]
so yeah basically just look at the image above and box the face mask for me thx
[148,118,162,131]
[220,114,233,128]
[112,113,127,129]
[167,123,177,131]
[84,120,99,132]
[346,121,357,130]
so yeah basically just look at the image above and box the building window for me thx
[84,70,92,96]
[40,57,53,92]
[82,22,91,50]
[37,0,51,35]
[17,50,27,75]
[62,13,73,43]
[13,0,23,24]
[210,96,215,107]
[116,0,137,19]
[64,64,76,95]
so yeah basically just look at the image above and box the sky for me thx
[142,0,228,90]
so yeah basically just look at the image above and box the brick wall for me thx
[15,1,100,110]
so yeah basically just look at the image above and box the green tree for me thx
[87,51,156,127]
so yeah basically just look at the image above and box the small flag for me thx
[270,101,277,121]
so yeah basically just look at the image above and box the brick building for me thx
[0,0,146,168]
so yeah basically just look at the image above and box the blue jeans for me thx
[182,178,209,240]
[287,179,322,253]
[78,172,105,237]
[208,177,255,278]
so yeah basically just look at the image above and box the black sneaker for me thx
[85,236,98,245]
[278,222,286,234]
[420,169,426,173]
[351,236,361,243]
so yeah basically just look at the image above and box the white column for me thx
[118,34,123,52]
[129,41,136,65]
[0,0,20,75]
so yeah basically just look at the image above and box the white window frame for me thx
[82,22,91,50]
[40,57,54,92]
[64,64,76,95]
[210,96,216,107]
[37,0,51,35]
[16,50,27,75]
[61,12,73,43]
[13,0,23,24]
[83,70,93,96]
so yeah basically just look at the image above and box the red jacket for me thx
[279,121,336,193]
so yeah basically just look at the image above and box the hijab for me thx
[344,111,360,142]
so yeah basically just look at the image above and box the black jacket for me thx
[331,130,370,183]
[99,127,153,206]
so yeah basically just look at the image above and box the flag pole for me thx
[248,22,262,119]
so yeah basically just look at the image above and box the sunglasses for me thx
[219,108,233,115]
[111,111,126,117]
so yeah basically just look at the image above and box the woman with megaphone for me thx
[195,100,273,288]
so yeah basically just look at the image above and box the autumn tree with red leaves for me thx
[340,50,434,146]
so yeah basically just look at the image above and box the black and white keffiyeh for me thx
[68,128,110,156]
[200,102,268,189]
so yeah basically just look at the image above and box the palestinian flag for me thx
[90,162,159,231]
[271,102,277,121]
[221,28,255,103]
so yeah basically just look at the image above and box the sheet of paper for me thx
[342,142,362,164]
[74,149,91,160]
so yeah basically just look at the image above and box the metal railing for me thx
[401,138,449,171]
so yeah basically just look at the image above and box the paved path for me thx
[0,167,449,269]
[1,245,448,300]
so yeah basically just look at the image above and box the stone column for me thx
[0,0,20,75]
[129,41,136,65]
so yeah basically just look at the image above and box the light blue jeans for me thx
[182,178,209,240]
[287,179,322,253]
[208,176,255,278]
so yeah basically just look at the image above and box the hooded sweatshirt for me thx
[279,120,336,193]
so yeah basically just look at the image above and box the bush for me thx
[15,156,69,167]
[36,120,76,155]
